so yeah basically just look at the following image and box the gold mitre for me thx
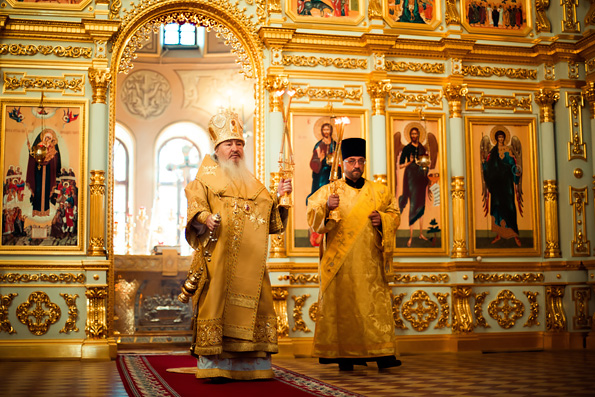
[208,108,244,148]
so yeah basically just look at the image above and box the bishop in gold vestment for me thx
[307,138,401,371]
[184,109,292,380]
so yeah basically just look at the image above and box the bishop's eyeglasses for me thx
[344,158,366,166]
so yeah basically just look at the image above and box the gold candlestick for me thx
[278,88,296,208]
[328,116,350,221]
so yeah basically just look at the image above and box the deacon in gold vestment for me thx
[184,109,292,381]
[307,138,401,371]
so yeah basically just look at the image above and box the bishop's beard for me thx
[216,154,254,195]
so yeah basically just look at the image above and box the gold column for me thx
[88,170,106,256]
[367,79,392,184]
[88,67,112,105]
[451,177,468,258]
[366,79,392,116]
[264,74,289,113]
[443,83,467,119]
[535,88,559,124]
[269,172,286,258]
[451,286,474,334]
[543,180,561,258]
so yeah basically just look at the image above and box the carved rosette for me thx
[474,291,490,328]
[543,180,561,258]
[291,294,311,333]
[272,287,289,337]
[16,292,61,336]
[534,89,559,123]
[545,286,567,332]
[535,0,552,32]
[1,293,18,334]
[367,80,392,116]
[451,286,474,334]
[88,67,112,104]
[264,75,289,113]
[269,172,286,258]
[523,291,540,327]
[59,293,79,334]
[88,170,107,256]
[487,290,525,329]
[442,84,467,118]
[392,292,408,330]
[570,187,590,256]
[86,287,108,339]
[402,290,439,332]
[571,287,592,330]
[582,81,595,118]
[451,177,468,258]
[433,292,450,329]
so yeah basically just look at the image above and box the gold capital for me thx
[88,67,111,104]
[367,80,392,116]
[442,84,468,118]
[264,74,289,113]
[534,89,559,123]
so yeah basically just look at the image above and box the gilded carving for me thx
[433,292,450,329]
[474,291,490,328]
[523,291,540,327]
[445,0,460,25]
[389,88,443,109]
[271,48,283,66]
[473,273,544,283]
[465,92,532,113]
[461,66,536,80]
[309,302,319,322]
[487,290,524,329]
[534,89,559,123]
[255,0,267,25]
[442,84,468,118]
[0,273,85,284]
[392,292,408,330]
[543,180,561,258]
[0,293,18,334]
[3,73,85,94]
[268,0,282,13]
[568,61,580,79]
[451,177,467,258]
[566,92,586,161]
[89,170,107,257]
[59,293,79,334]
[571,287,592,330]
[393,274,450,283]
[109,0,122,19]
[536,0,552,32]
[367,80,392,116]
[114,278,140,334]
[569,187,590,256]
[374,53,385,71]
[561,0,580,33]
[583,81,595,118]
[272,287,289,338]
[385,61,445,74]
[292,84,363,105]
[373,174,388,184]
[544,64,555,80]
[587,0,595,26]
[86,287,108,339]
[368,0,383,19]
[545,286,566,332]
[452,286,473,333]
[402,291,438,332]
[278,274,319,284]
[291,294,311,333]
[264,75,289,112]
[88,68,112,105]
[16,291,61,336]
[282,55,367,70]
[0,44,92,58]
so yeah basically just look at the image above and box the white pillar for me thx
[449,116,465,178]
[371,113,387,177]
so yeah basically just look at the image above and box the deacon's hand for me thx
[205,214,221,231]
[327,194,340,210]
[369,210,382,227]
[277,178,293,196]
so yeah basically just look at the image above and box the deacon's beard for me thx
[216,154,253,195]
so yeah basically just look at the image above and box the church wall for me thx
[1,0,595,359]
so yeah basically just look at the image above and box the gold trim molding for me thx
[291,294,311,333]
[523,291,540,327]
[461,65,537,80]
[278,274,319,284]
[452,286,473,333]
[0,293,18,334]
[385,61,444,74]
[566,92,586,161]
[534,89,559,123]
[451,177,468,258]
[282,55,367,69]
[3,72,85,95]
[433,292,450,329]
[545,286,566,332]
[543,180,561,258]
[271,287,289,338]
[443,84,468,118]
[569,186,590,256]
[473,273,544,283]
[0,273,86,284]
[367,79,391,116]
[88,170,106,257]
[17,291,61,336]
[392,292,408,330]
[0,44,92,58]
[59,293,79,334]
[85,286,108,339]
[389,87,443,110]
[292,83,364,105]
[402,290,439,332]
[488,289,524,329]
[393,274,450,283]
[571,287,592,330]
[474,291,490,328]
[536,0,552,32]
[465,91,532,112]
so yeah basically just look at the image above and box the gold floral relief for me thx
[465,92,532,113]
[534,89,559,123]
[433,292,450,329]
[16,291,61,336]
[271,287,289,337]
[393,274,450,283]
[473,273,544,283]
[474,291,490,328]
[264,76,289,113]
[389,87,443,110]
[309,302,319,323]
[445,0,461,24]
[278,274,319,284]
[569,187,590,257]
[523,291,540,327]
[291,294,311,333]
[402,290,439,332]
[282,55,367,70]
[0,44,92,58]
[451,286,473,333]
[385,61,445,74]
[109,0,122,19]
[292,84,364,105]
[536,0,552,32]
[1,293,18,334]
[571,287,592,330]
[545,286,566,332]
[88,68,112,105]
[85,287,107,339]
[59,293,79,334]
[3,72,85,95]
[487,290,524,329]
[0,273,85,284]
[391,292,408,330]
[461,66,537,80]
[566,92,586,161]
[442,84,468,118]
[367,80,392,116]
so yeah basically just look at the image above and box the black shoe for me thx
[376,356,402,370]
[338,362,354,371]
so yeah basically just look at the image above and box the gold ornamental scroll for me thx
[452,286,474,333]
[543,180,561,258]
[88,170,106,256]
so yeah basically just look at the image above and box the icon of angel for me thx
[394,122,438,247]
[480,126,523,247]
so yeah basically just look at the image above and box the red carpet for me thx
[117,354,363,397]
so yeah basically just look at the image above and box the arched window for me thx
[152,122,211,255]
[114,123,135,254]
